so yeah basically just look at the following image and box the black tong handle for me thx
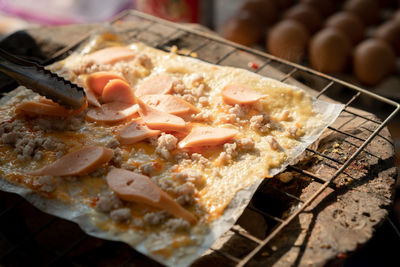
[0,48,86,109]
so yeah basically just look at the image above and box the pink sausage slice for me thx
[102,79,136,105]
[106,168,197,224]
[222,84,264,105]
[178,126,238,149]
[117,119,161,144]
[135,74,174,97]
[30,146,114,176]
[86,102,139,124]
[137,98,186,132]
[86,72,127,96]
[140,94,200,116]
[85,47,136,65]
[83,87,101,107]
[16,99,86,117]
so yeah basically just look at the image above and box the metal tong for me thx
[0,48,86,109]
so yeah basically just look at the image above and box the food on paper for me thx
[0,34,343,266]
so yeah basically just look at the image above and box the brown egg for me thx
[393,10,400,23]
[309,28,352,73]
[241,0,278,26]
[267,20,310,63]
[374,20,400,55]
[283,4,323,33]
[273,0,294,10]
[343,0,379,25]
[222,10,265,46]
[325,12,365,44]
[300,0,337,16]
[353,39,396,86]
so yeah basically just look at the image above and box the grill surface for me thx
[0,10,399,267]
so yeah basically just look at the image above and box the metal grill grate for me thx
[0,10,399,267]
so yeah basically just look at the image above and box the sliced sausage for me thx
[222,84,264,105]
[137,98,186,132]
[135,74,174,97]
[83,86,101,107]
[85,46,136,65]
[178,126,238,149]
[106,168,197,224]
[101,79,136,105]
[140,94,200,116]
[29,146,114,176]
[117,119,161,144]
[86,72,126,95]
[16,99,86,117]
[86,102,139,124]
[37,98,88,113]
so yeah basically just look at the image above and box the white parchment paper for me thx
[0,36,344,266]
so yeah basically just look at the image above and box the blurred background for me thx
[0,0,399,266]
[0,0,399,95]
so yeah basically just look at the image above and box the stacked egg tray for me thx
[222,0,400,100]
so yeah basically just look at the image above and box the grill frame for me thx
[0,10,399,267]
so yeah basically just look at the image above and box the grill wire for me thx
[0,10,399,266]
